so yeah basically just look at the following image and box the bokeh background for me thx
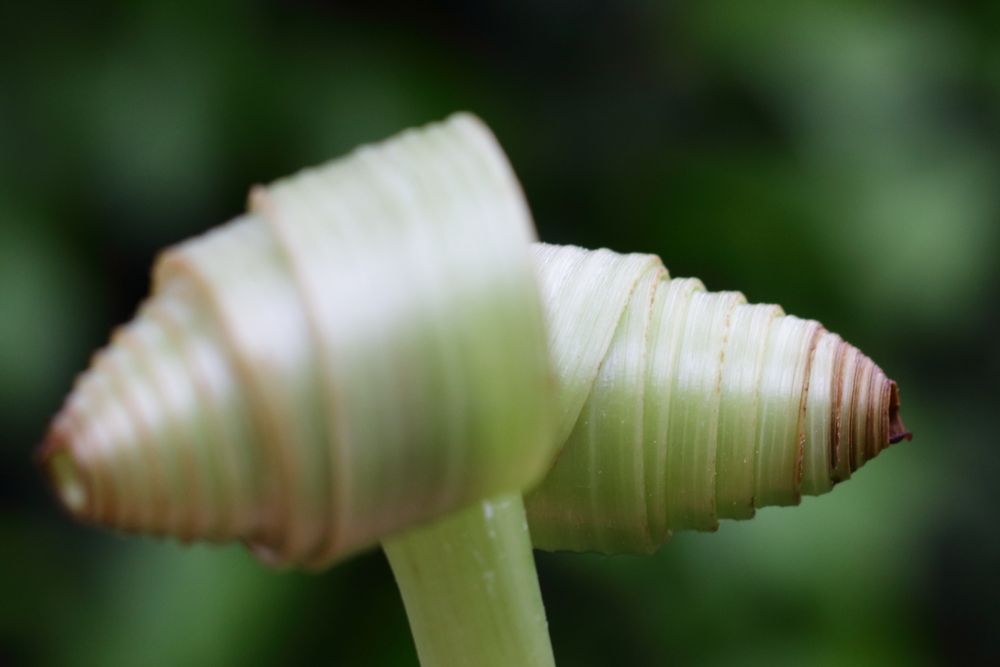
[2,1,999,665]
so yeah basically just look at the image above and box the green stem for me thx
[383,493,555,667]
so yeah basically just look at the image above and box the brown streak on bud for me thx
[792,324,824,499]
[828,340,845,483]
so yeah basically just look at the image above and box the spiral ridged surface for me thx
[40,113,908,566]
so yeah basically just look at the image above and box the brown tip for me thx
[37,426,91,518]
[887,381,912,445]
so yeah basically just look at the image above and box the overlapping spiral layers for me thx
[525,244,907,553]
[41,114,555,568]
[40,113,907,567]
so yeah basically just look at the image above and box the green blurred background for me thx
[2,1,998,665]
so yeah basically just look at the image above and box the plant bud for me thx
[39,114,909,567]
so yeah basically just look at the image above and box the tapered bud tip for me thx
[887,381,912,445]
[38,428,90,518]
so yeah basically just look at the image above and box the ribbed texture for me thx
[44,280,262,542]
[525,245,901,553]
[39,113,907,566]
[41,113,553,568]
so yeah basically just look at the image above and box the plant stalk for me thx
[383,493,555,667]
